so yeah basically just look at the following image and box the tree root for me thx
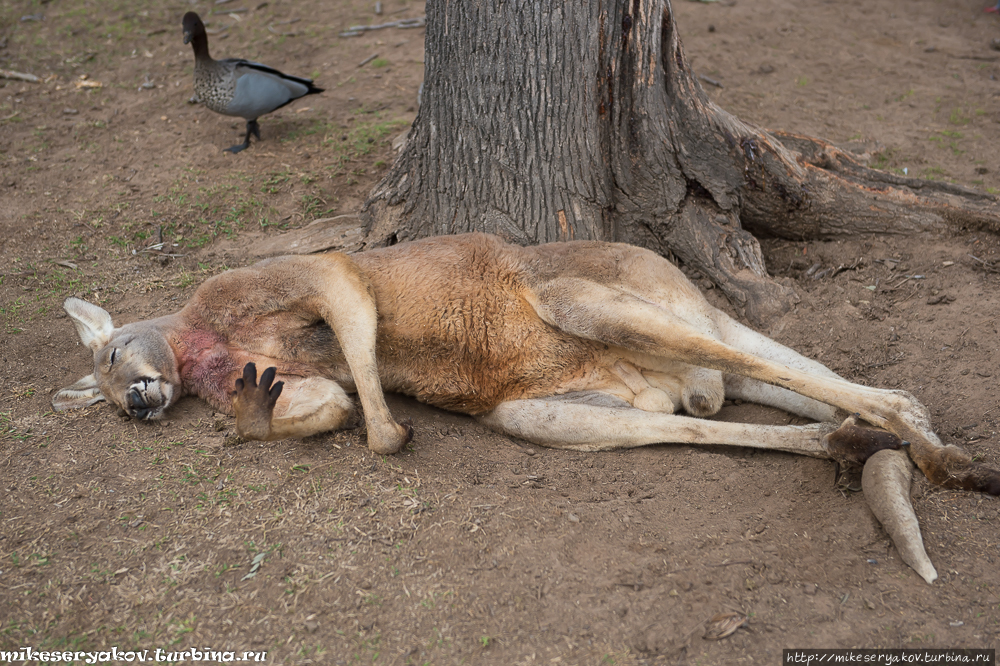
[740,131,1000,240]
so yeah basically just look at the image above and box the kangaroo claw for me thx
[232,362,284,440]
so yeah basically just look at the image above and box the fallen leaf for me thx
[703,612,749,640]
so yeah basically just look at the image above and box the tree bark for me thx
[362,0,1000,325]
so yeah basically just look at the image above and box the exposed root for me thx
[861,449,937,584]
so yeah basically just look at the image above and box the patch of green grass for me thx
[168,614,197,645]
[324,113,409,164]
[29,553,52,566]
[69,235,88,256]
[922,166,947,180]
[174,271,196,288]
[301,194,334,218]
[1,296,29,334]
[870,148,901,172]
[928,131,965,156]
[350,631,383,661]
[282,118,336,143]
[261,170,292,193]
[948,108,970,125]
[136,171,283,248]
[0,107,24,125]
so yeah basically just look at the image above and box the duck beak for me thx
[183,31,192,45]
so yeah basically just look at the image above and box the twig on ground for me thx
[699,74,723,88]
[0,69,40,83]
[339,15,426,37]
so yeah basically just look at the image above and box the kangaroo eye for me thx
[109,349,118,365]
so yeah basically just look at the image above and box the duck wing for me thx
[220,59,323,118]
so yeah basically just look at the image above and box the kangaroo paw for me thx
[232,362,284,440]
[823,413,907,465]
[862,449,937,584]
[367,419,414,455]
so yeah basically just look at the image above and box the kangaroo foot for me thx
[232,362,284,440]
[912,442,1000,495]
[824,413,907,465]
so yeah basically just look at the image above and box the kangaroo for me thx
[54,233,1000,584]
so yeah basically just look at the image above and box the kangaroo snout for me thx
[123,378,168,420]
[127,386,153,419]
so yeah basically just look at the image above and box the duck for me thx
[182,11,323,153]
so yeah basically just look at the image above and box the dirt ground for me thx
[2,0,1000,663]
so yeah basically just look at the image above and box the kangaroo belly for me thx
[353,237,604,414]
[373,281,605,414]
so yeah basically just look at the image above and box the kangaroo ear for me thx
[64,297,115,352]
[52,374,106,411]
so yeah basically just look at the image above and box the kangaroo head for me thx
[53,298,183,419]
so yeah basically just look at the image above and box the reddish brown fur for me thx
[157,235,636,416]
[55,233,1000,497]
[352,238,615,414]
[54,232,1000,585]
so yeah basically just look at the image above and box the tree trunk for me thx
[362,0,1000,325]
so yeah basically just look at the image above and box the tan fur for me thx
[54,233,1000,583]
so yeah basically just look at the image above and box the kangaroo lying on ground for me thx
[54,233,999,583]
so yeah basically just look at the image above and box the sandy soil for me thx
[2,0,1000,663]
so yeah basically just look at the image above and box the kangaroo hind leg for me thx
[715,312,841,423]
[480,392,834,455]
[528,277,727,418]
[528,276,1000,493]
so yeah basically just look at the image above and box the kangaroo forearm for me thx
[263,402,355,440]
[233,374,356,441]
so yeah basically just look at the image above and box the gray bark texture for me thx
[362,0,1000,325]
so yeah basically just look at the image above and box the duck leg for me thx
[225,118,261,154]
